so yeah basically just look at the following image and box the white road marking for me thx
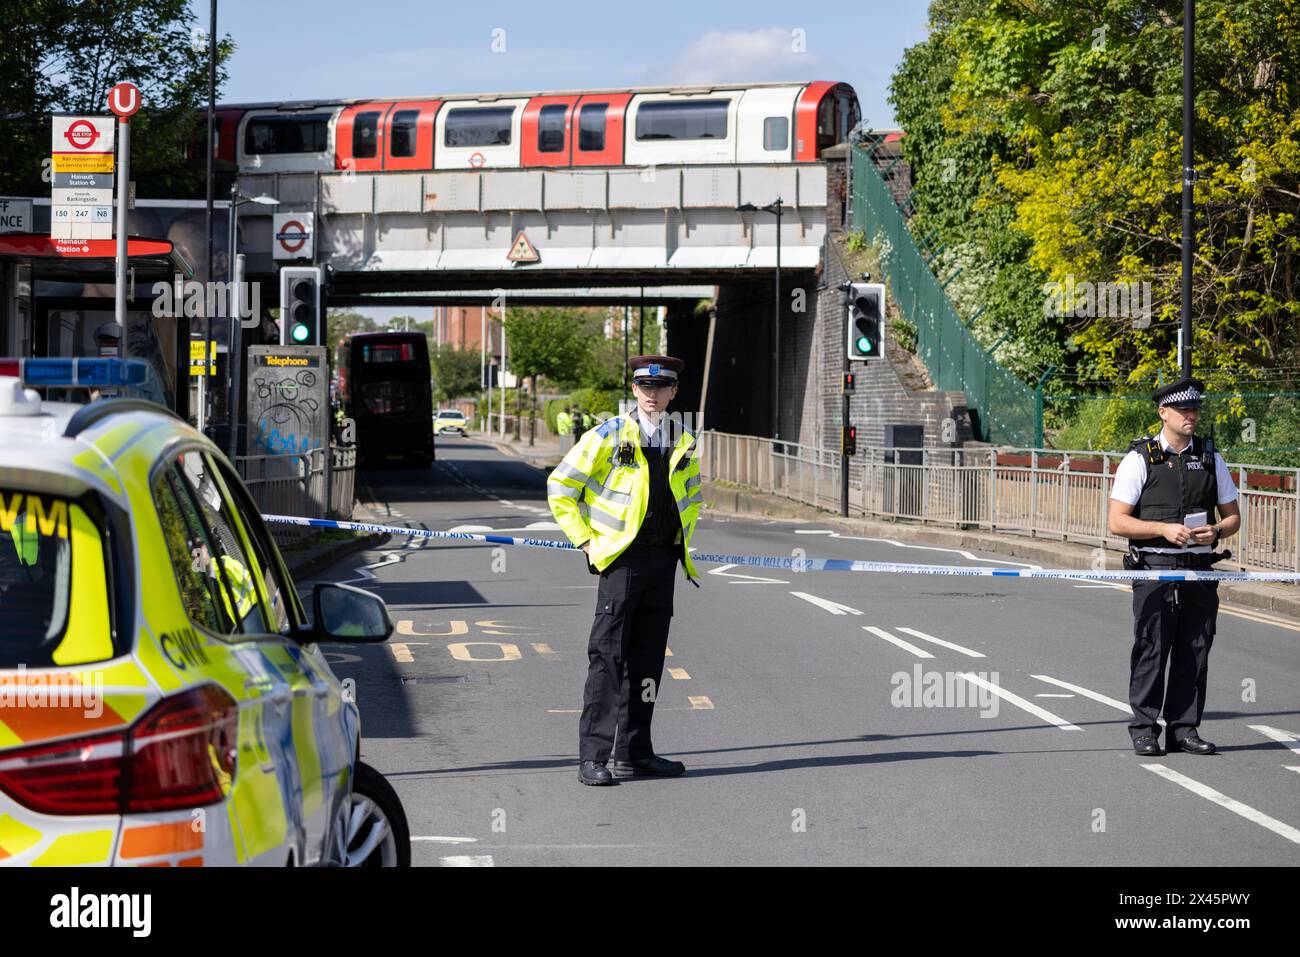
[796,529,1040,569]
[411,836,478,844]
[957,673,1083,731]
[791,591,862,616]
[862,626,934,659]
[1288,767,1300,775]
[709,563,788,584]
[449,524,495,533]
[440,855,495,866]
[524,521,561,529]
[1030,674,1133,714]
[1142,764,1300,846]
[895,626,985,658]
[794,529,835,535]
[1248,725,1300,759]
[1036,693,1075,698]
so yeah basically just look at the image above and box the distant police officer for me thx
[547,355,703,786]
[1107,378,1240,757]
[555,407,573,452]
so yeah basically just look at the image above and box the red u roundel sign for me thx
[108,82,141,118]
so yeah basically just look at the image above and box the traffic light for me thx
[279,266,323,346]
[843,424,857,456]
[846,282,886,360]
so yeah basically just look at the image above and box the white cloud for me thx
[659,28,827,86]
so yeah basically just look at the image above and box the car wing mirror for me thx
[308,582,394,643]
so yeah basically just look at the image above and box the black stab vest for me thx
[1127,435,1218,549]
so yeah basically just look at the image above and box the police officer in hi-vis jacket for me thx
[547,355,703,786]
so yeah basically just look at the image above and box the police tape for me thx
[260,514,1300,584]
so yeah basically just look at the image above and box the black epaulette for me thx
[1129,436,1165,465]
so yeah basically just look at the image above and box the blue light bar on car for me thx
[20,357,151,388]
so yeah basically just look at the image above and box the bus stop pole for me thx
[114,117,130,360]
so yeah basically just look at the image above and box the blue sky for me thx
[195,0,931,129]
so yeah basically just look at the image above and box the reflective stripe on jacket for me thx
[547,414,702,580]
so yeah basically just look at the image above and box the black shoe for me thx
[1170,732,1216,755]
[611,754,686,778]
[1132,735,1163,757]
[578,760,617,785]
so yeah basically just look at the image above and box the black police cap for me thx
[1151,377,1206,408]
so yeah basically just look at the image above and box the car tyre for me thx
[341,761,410,867]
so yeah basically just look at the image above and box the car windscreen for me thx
[0,490,114,668]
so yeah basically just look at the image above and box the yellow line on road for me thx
[688,696,714,710]
[667,667,691,680]
[531,642,559,661]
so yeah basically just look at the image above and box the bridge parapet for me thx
[234,164,829,277]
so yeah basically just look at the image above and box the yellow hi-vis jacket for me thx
[547,413,702,581]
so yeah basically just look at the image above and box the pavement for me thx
[474,427,1300,619]
[292,433,1300,867]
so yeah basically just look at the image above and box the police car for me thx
[0,358,408,867]
[433,409,467,435]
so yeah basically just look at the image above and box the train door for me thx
[336,103,393,174]
[521,95,578,167]
[572,93,630,166]
[735,86,800,163]
[384,101,440,171]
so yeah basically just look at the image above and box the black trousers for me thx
[579,544,677,763]
[1128,578,1219,743]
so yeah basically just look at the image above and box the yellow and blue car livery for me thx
[0,367,393,867]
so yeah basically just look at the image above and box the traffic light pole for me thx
[840,285,851,518]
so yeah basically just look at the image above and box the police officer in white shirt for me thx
[1107,378,1240,756]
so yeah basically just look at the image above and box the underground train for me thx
[207,81,861,176]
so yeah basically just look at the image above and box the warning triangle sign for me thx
[506,230,540,263]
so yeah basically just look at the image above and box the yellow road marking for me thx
[688,696,714,710]
[1220,605,1300,632]
[448,641,521,662]
[389,642,426,663]
[664,647,673,656]
[531,642,558,660]
[667,667,690,680]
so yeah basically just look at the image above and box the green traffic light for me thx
[291,323,310,343]
[856,336,873,352]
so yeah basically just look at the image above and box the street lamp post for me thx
[738,199,783,442]
[1180,0,1195,378]
[225,190,278,460]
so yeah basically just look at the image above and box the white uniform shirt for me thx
[1110,432,1238,553]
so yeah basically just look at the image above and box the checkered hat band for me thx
[634,367,677,380]
[1161,388,1201,405]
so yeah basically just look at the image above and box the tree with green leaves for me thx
[890,0,1300,397]
[0,0,233,198]
[431,347,482,402]
[504,307,595,385]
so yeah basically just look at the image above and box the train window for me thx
[817,97,836,149]
[763,116,789,151]
[444,107,513,148]
[635,99,728,141]
[352,111,380,159]
[391,110,419,157]
[538,105,566,153]
[244,114,330,155]
[578,103,607,151]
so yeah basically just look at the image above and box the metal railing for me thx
[700,431,1300,573]
[237,443,357,545]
